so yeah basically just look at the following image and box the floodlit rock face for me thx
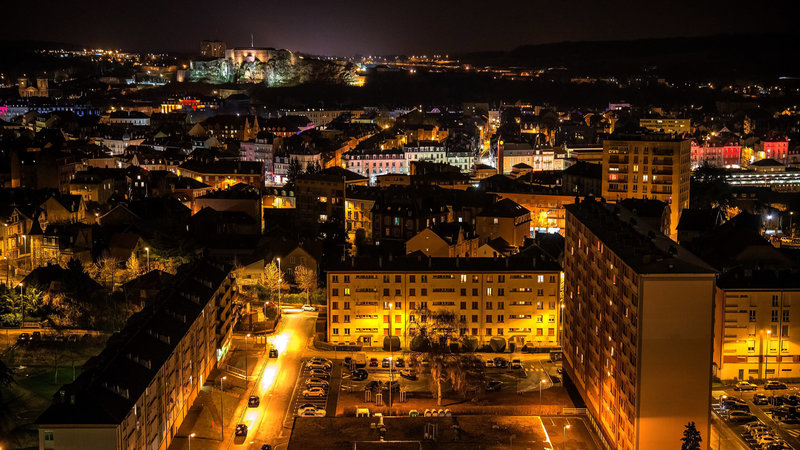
[187,49,360,86]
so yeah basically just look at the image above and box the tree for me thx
[295,266,317,304]
[125,254,141,281]
[681,421,702,450]
[90,254,122,290]
[287,158,303,183]
[261,262,283,303]
[407,309,485,405]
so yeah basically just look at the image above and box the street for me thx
[168,310,318,450]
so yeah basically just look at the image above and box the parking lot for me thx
[286,357,343,423]
[715,382,800,449]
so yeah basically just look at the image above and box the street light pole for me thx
[765,329,772,380]
[145,247,150,272]
[245,334,250,380]
[220,376,226,439]
[563,424,570,450]
[188,433,195,450]
[18,282,24,328]
[539,378,546,411]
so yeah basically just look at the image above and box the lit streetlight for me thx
[539,378,547,409]
[563,424,571,450]
[188,433,195,450]
[245,334,250,380]
[145,247,150,272]
[220,375,226,439]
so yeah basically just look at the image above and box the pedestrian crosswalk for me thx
[785,428,800,439]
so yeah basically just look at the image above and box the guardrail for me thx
[562,407,587,415]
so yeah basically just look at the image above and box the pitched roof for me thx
[478,198,530,218]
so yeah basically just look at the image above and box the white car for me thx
[309,356,331,364]
[305,378,330,389]
[297,404,326,417]
[302,304,315,312]
[306,361,332,371]
[511,359,522,369]
[302,387,327,398]
[757,435,780,447]
[734,381,757,391]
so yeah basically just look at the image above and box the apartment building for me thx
[714,269,800,381]
[638,118,690,134]
[563,198,716,450]
[326,255,562,349]
[36,260,236,450]
[601,133,691,236]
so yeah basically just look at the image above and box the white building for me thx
[404,141,447,167]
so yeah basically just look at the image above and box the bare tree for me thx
[295,265,317,304]
[407,309,485,405]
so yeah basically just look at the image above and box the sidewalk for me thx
[169,332,271,450]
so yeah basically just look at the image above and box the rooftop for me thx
[565,198,716,275]
[329,253,561,273]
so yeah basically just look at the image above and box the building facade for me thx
[562,198,716,450]
[36,260,235,450]
[602,134,691,236]
[326,256,562,348]
[714,270,800,381]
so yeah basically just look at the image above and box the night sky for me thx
[6,0,797,56]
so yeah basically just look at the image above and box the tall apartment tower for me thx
[200,40,226,58]
[601,133,691,236]
[562,198,716,450]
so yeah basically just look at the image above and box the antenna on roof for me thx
[251,34,254,47]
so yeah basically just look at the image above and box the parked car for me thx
[297,404,326,417]
[395,358,405,368]
[382,358,392,368]
[493,357,509,369]
[486,381,503,392]
[343,356,354,369]
[787,394,800,405]
[728,411,757,423]
[400,368,417,380]
[235,424,248,436]
[306,361,332,371]
[771,395,794,406]
[757,435,782,447]
[721,398,747,410]
[746,423,769,435]
[765,381,788,390]
[369,358,379,367]
[309,357,331,364]
[269,347,279,358]
[734,381,758,391]
[302,304,315,312]
[309,369,330,380]
[302,387,327,398]
[772,405,798,421]
[511,359,522,370]
[305,378,330,389]
[248,395,260,407]
[16,333,30,344]
[485,359,495,368]
[351,368,369,381]
[31,331,42,341]
[753,394,770,405]
[261,445,272,450]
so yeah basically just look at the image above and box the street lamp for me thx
[145,247,150,272]
[539,378,547,410]
[563,424,571,450]
[245,334,250,380]
[188,433,195,450]
[765,329,772,380]
[220,375,226,439]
